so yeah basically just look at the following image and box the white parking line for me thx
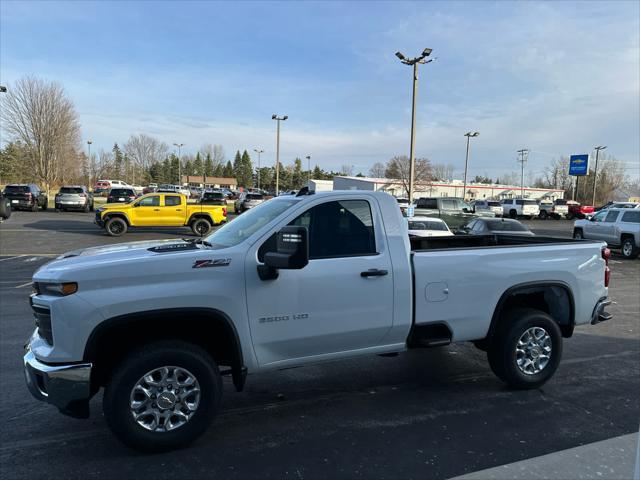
[0,255,26,262]
[14,282,33,289]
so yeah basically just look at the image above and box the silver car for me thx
[55,185,93,212]
[234,192,265,213]
[471,200,503,217]
[573,208,640,259]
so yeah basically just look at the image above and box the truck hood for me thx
[57,239,194,259]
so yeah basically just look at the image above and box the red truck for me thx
[567,201,595,220]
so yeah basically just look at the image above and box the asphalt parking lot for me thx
[1,210,639,479]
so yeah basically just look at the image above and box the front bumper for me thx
[591,297,613,325]
[23,347,93,418]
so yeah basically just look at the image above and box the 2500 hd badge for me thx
[259,313,310,323]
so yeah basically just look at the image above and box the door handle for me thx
[361,269,388,277]
[153,209,160,211]
[175,209,182,211]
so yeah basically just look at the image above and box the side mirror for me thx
[258,226,309,280]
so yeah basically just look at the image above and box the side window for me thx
[592,211,607,222]
[466,220,477,230]
[604,211,620,223]
[621,211,640,223]
[441,199,457,210]
[164,195,181,207]
[138,196,160,207]
[516,199,524,205]
[473,221,485,232]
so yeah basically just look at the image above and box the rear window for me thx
[110,188,134,196]
[408,220,447,231]
[246,194,263,200]
[516,199,538,205]
[203,192,224,200]
[554,199,567,205]
[486,220,529,232]
[5,185,29,193]
[164,196,182,206]
[59,187,84,194]
[487,201,500,206]
[621,211,640,223]
[417,198,438,209]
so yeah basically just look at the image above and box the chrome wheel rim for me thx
[130,366,201,432]
[516,327,552,375]
[623,242,632,257]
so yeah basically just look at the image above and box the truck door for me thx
[130,195,160,226]
[245,198,395,367]
[583,210,608,240]
[601,210,621,244]
[162,195,186,225]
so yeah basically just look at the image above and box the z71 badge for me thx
[192,258,231,268]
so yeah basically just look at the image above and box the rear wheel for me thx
[573,228,584,239]
[41,201,47,211]
[191,218,212,236]
[83,202,90,213]
[621,237,639,259]
[31,202,38,212]
[509,209,517,219]
[105,217,128,236]
[103,341,222,452]
[539,210,548,220]
[90,202,95,212]
[487,308,562,389]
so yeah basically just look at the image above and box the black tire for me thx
[567,213,574,220]
[83,202,90,213]
[487,308,562,389]
[0,199,11,220]
[90,202,94,212]
[191,218,212,236]
[105,217,128,236]
[621,237,639,259]
[31,202,38,212]
[509,209,517,219]
[573,228,584,240]
[103,341,222,452]
[539,210,548,220]
[41,201,47,211]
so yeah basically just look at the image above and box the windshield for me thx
[205,198,298,248]
[408,220,447,231]
[486,220,529,231]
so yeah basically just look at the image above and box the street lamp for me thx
[254,149,264,190]
[272,115,288,195]
[462,132,479,201]
[87,140,93,184]
[517,149,529,198]
[395,47,434,202]
[591,145,607,205]
[305,155,311,183]
[173,143,185,185]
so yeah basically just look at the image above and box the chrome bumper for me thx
[591,297,613,325]
[23,348,93,418]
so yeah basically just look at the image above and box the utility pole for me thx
[462,132,479,200]
[173,143,184,185]
[87,140,93,185]
[272,115,287,195]
[305,155,311,184]
[395,48,434,203]
[517,149,529,198]
[591,145,607,205]
[254,149,264,190]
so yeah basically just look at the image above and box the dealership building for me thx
[329,176,565,201]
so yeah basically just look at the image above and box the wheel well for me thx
[188,213,213,225]
[488,283,575,340]
[104,213,130,226]
[84,308,245,392]
[621,233,635,243]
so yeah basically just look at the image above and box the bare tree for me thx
[431,163,455,182]
[200,144,225,166]
[384,155,432,198]
[497,171,520,186]
[124,134,169,184]
[340,165,354,176]
[368,162,387,178]
[0,76,81,194]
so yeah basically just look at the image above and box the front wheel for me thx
[509,209,517,219]
[41,202,48,211]
[487,308,562,389]
[621,237,639,259]
[539,211,548,220]
[103,341,222,452]
[573,228,584,240]
[105,217,128,236]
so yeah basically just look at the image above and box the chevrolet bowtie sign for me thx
[569,154,590,176]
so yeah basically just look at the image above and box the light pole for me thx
[517,149,529,198]
[305,155,311,184]
[462,132,479,201]
[254,149,264,190]
[591,145,607,205]
[173,143,184,185]
[87,140,93,185]
[272,114,288,195]
[395,47,434,202]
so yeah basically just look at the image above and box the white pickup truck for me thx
[24,190,612,452]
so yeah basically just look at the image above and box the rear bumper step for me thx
[591,298,613,325]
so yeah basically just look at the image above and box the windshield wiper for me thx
[182,238,213,248]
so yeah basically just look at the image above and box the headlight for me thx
[33,282,78,296]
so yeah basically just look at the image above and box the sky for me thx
[1,0,639,181]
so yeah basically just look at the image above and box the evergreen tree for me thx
[292,157,304,188]
[170,154,180,184]
[184,159,194,177]
[239,150,253,187]
[193,152,204,177]
[213,163,224,177]
[204,153,213,177]
[232,150,242,181]
[312,165,323,180]
[223,160,234,178]
[161,157,172,183]
[113,143,124,178]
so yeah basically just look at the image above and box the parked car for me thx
[95,192,227,236]
[501,198,540,219]
[597,201,639,211]
[573,208,640,259]
[538,200,569,220]
[396,198,415,216]
[458,217,534,236]
[235,192,265,213]
[471,200,503,217]
[414,197,494,229]
[567,201,595,220]
[25,190,612,451]
[142,186,157,195]
[551,199,570,218]
[55,186,94,212]
[2,184,48,211]
[94,180,130,195]
[156,184,179,193]
[0,192,11,222]
[107,187,137,204]
[406,216,453,237]
[199,191,227,206]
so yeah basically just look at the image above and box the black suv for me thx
[2,184,48,211]
[199,191,227,206]
[107,187,137,203]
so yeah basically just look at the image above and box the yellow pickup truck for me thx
[95,193,227,236]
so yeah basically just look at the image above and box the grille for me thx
[32,304,53,345]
